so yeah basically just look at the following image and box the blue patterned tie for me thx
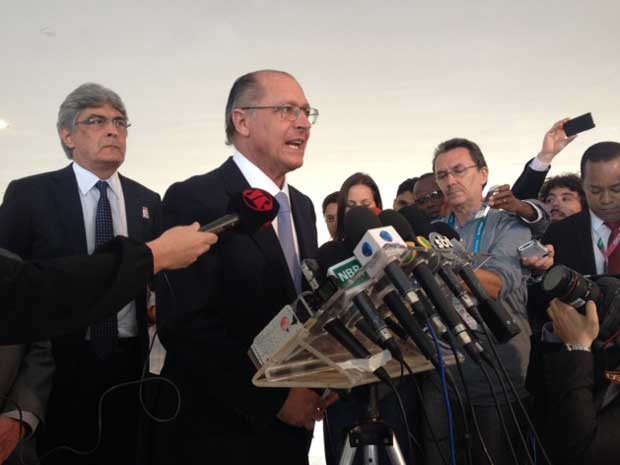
[275,192,302,293]
[90,180,118,358]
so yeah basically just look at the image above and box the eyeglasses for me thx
[75,116,131,130]
[240,105,319,124]
[324,214,336,224]
[416,190,444,205]
[435,164,478,182]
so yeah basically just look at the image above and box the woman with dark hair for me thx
[334,172,383,240]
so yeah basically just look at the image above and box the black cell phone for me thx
[563,112,595,137]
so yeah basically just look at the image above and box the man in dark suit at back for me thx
[527,142,620,438]
[541,141,620,281]
[152,70,334,465]
[0,83,161,464]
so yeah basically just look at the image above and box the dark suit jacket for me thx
[153,158,318,465]
[0,238,154,346]
[526,209,599,450]
[542,348,620,465]
[0,164,161,464]
[0,163,161,364]
[512,158,550,201]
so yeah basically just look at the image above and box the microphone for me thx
[316,236,404,363]
[370,210,482,361]
[199,188,279,234]
[433,221,461,241]
[406,212,521,344]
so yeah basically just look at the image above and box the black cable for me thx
[462,309,552,465]
[39,274,183,463]
[477,362,520,465]
[479,329,553,465]
[482,355,536,465]
[384,377,416,465]
[402,362,450,465]
[446,345,488,465]
[38,376,174,463]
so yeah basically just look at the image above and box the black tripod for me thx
[338,384,408,465]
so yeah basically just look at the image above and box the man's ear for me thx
[231,108,251,138]
[60,128,75,150]
[480,166,489,187]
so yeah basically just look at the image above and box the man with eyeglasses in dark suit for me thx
[152,70,336,465]
[0,83,162,465]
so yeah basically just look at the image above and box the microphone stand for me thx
[338,384,407,465]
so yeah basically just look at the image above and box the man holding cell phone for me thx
[512,116,593,200]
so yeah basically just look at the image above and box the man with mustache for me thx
[0,83,162,464]
[539,174,586,222]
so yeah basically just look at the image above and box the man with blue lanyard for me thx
[422,138,533,465]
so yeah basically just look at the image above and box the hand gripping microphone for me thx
[374,209,482,361]
[200,188,279,234]
[405,208,521,344]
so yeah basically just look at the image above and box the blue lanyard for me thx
[448,213,488,254]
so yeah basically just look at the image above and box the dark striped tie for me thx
[90,180,118,358]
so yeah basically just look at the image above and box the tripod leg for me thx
[363,444,379,464]
[385,433,408,465]
[339,439,357,465]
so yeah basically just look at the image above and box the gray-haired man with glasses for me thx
[0,82,162,465]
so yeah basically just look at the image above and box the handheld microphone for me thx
[199,188,279,234]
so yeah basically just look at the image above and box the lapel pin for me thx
[142,206,150,219]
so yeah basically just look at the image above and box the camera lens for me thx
[542,265,601,309]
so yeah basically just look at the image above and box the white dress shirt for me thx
[232,150,300,257]
[72,162,137,338]
[590,209,613,275]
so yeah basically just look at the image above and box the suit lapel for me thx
[50,165,87,255]
[120,175,141,241]
[579,210,597,275]
[289,186,316,261]
[218,158,298,299]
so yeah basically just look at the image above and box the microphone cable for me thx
[428,323,457,465]
[472,318,552,465]
[38,272,183,463]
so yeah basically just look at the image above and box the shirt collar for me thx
[232,149,290,198]
[72,162,122,198]
[591,209,607,231]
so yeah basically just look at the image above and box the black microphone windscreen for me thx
[343,206,382,253]
[433,222,460,241]
[378,209,415,242]
[229,188,280,233]
[399,205,434,238]
[316,240,352,278]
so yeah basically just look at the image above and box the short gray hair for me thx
[224,70,292,146]
[57,83,127,158]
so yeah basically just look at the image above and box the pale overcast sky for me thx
[2,0,619,245]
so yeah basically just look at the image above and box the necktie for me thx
[275,192,302,293]
[90,180,118,358]
[605,222,620,275]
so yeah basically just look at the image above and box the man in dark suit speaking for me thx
[152,70,334,465]
[0,83,162,464]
